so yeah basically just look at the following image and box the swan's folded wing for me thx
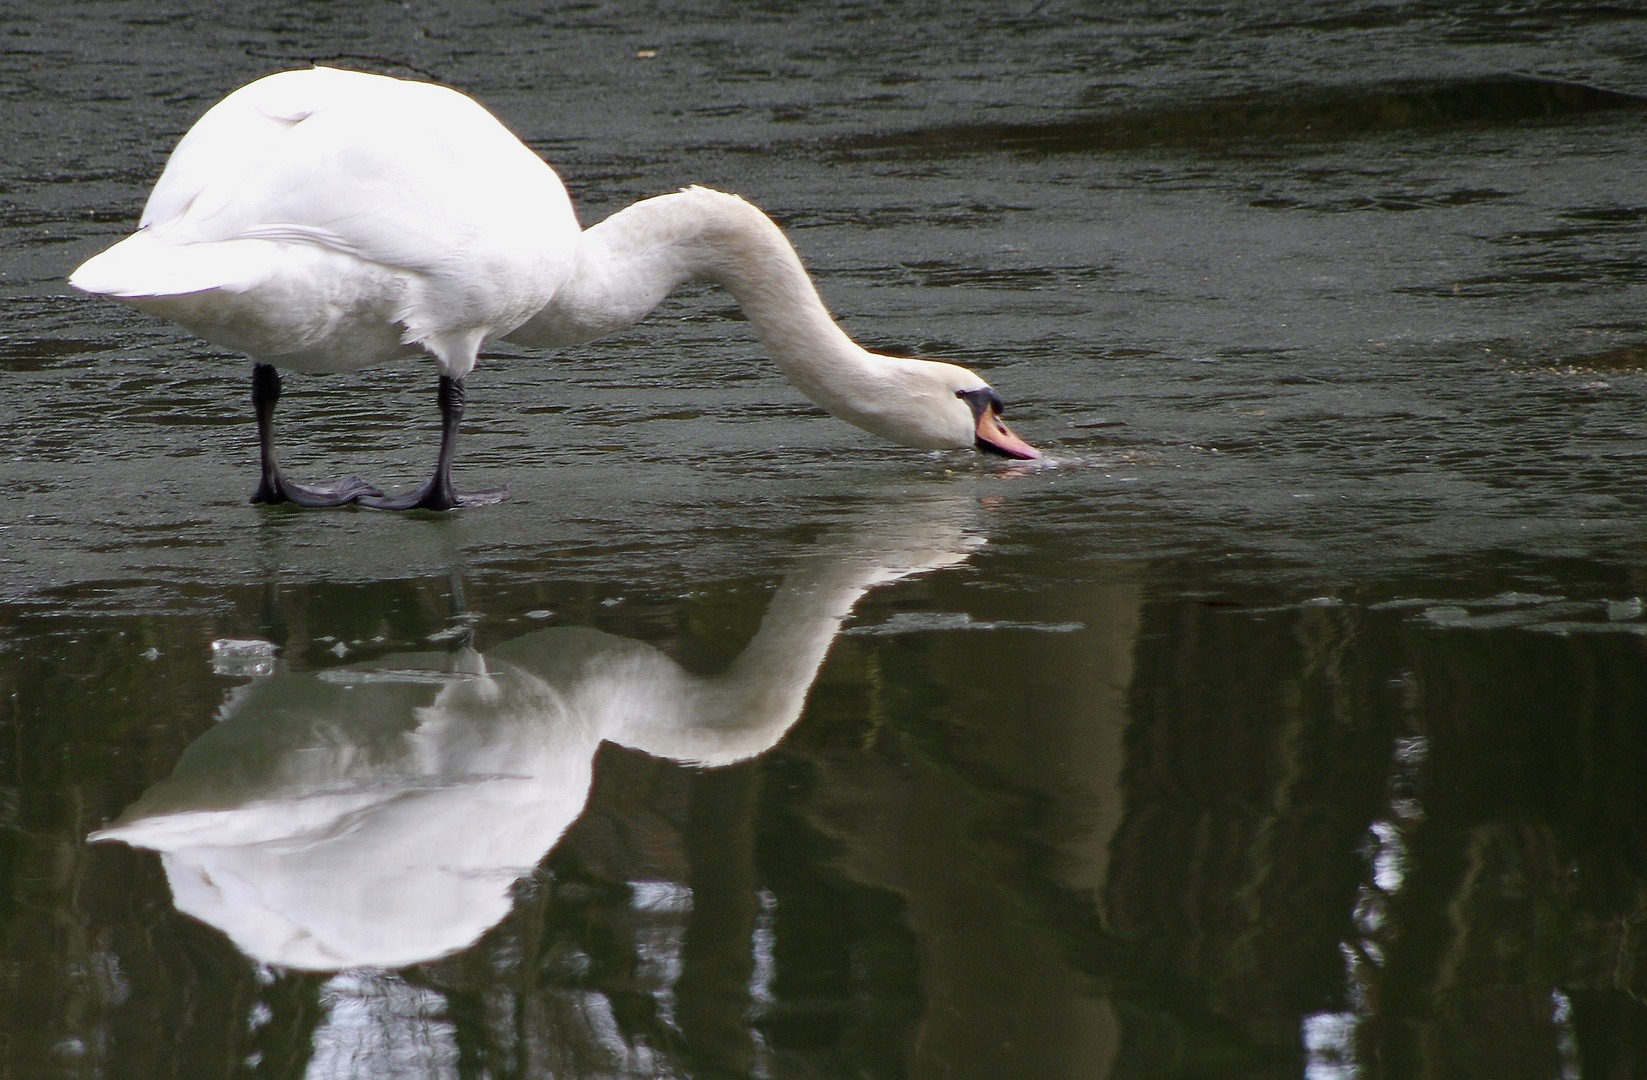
[136,68,337,230]
[133,68,574,281]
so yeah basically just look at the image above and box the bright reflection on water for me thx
[308,972,460,1080]
[4,2,1647,1078]
[88,504,976,970]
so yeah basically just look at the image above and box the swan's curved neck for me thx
[508,187,903,423]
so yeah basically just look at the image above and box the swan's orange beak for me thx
[958,386,1040,459]
[975,404,1041,459]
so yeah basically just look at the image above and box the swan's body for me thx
[70,67,1037,509]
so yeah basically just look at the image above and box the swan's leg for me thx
[357,375,509,511]
[249,363,382,507]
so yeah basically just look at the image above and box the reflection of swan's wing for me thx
[91,651,603,970]
[96,657,448,828]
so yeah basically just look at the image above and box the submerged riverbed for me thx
[3,3,1647,1077]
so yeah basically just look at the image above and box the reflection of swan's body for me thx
[91,506,978,970]
[68,67,1037,510]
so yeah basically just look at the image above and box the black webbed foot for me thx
[252,473,383,508]
[357,480,509,512]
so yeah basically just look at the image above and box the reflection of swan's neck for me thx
[723,564,866,710]
[628,558,883,766]
[508,187,979,449]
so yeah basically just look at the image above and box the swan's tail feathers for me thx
[69,231,277,298]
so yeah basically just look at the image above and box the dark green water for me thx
[3,2,1647,1077]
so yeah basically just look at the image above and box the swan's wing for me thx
[141,67,574,276]
[136,68,340,230]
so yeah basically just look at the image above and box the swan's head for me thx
[840,355,1040,459]
[956,384,1041,460]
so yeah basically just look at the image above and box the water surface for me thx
[3,3,1647,1077]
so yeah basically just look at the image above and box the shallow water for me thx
[4,3,1647,1077]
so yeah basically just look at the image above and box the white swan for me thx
[69,67,1039,511]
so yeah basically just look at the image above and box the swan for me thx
[68,66,1039,511]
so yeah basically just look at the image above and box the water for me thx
[3,2,1647,1077]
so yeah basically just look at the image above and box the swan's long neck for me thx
[508,187,965,444]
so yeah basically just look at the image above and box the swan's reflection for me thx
[90,500,981,971]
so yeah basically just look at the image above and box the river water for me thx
[3,2,1647,1078]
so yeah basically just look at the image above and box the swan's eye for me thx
[956,387,1005,419]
